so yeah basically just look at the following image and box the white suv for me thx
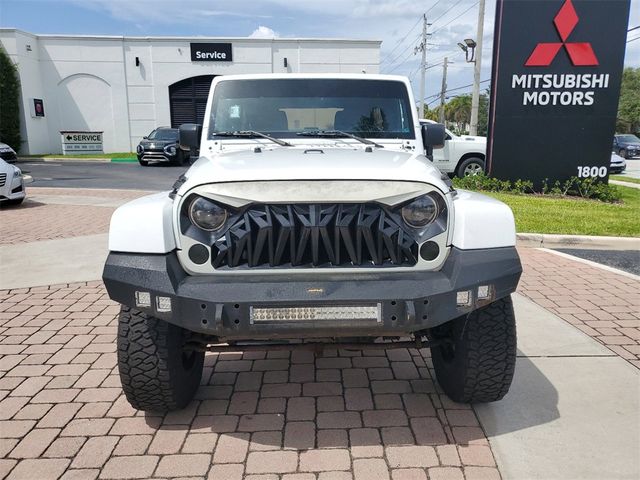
[420,119,486,177]
[103,74,520,412]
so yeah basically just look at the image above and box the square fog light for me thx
[456,290,472,307]
[135,291,151,308]
[478,285,494,300]
[156,296,172,313]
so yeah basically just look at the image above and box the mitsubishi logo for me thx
[525,0,598,67]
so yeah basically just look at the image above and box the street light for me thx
[458,38,477,63]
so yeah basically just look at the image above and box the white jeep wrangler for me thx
[103,74,521,412]
[420,119,487,177]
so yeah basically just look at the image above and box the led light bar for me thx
[250,305,381,323]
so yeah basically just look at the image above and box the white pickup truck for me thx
[420,119,487,177]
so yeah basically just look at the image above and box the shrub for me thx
[0,47,21,151]
[452,173,621,203]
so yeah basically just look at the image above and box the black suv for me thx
[613,134,640,159]
[136,127,185,166]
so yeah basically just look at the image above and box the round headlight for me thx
[401,194,439,228]
[164,145,177,155]
[189,197,228,232]
[136,144,143,154]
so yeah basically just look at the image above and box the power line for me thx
[628,26,639,32]
[380,17,422,64]
[425,0,445,16]
[627,36,640,44]
[421,78,491,104]
[430,0,466,26]
[432,1,480,35]
[382,32,422,69]
[426,48,462,68]
[385,47,419,73]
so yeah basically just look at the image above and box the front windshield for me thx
[617,135,640,143]
[148,129,178,140]
[209,79,415,139]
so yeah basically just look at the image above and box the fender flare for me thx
[108,192,176,253]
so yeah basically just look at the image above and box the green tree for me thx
[617,67,640,134]
[0,47,21,150]
[445,95,471,134]
[422,105,440,121]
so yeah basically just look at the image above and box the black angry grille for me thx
[211,204,418,269]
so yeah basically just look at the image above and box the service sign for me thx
[487,0,630,186]
[60,131,104,154]
[190,43,232,62]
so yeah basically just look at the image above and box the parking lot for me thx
[0,164,638,480]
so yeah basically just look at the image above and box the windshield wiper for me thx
[296,130,384,148]
[211,130,292,147]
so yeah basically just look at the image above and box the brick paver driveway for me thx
[1,186,638,479]
[0,282,499,480]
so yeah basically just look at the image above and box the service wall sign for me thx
[60,131,104,155]
[190,43,232,62]
[487,0,630,186]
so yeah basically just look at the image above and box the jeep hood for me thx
[178,146,450,195]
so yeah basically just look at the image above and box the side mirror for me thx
[421,123,446,160]
[179,123,202,162]
[142,136,148,140]
[421,123,446,149]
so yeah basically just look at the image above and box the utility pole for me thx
[417,14,429,118]
[469,0,485,136]
[439,57,448,124]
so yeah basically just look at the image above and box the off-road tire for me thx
[431,296,516,403]
[117,306,204,412]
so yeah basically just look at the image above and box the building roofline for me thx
[0,28,381,44]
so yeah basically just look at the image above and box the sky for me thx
[1,0,638,106]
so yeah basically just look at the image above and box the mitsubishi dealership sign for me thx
[487,0,630,186]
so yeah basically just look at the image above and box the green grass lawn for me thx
[482,185,639,237]
[610,175,640,185]
[24,152,136,159]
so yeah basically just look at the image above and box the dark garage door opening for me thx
[169,75,216,128]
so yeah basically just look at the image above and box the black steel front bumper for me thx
[103,247,522,340]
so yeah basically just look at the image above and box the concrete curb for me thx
[17,157,137,163]
[18,156,111,163]
[610,179,640,189]
[517,233,640,250]
[540,248,640,281]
